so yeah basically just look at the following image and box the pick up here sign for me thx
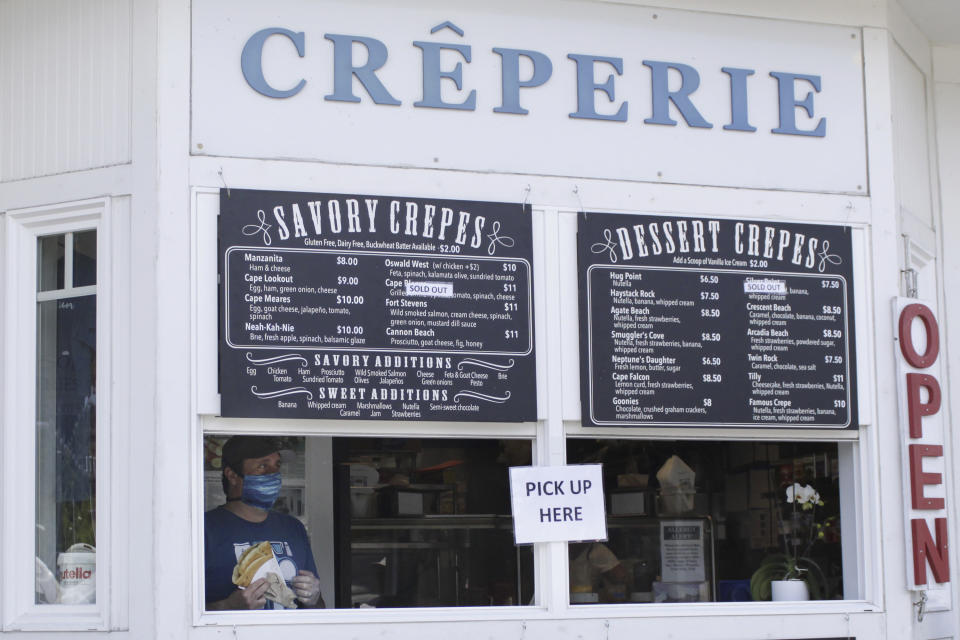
[509,465,607,544]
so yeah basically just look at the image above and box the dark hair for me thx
[219,435,282,494]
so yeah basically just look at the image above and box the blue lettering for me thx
[324,34,401,105]
[235,25,829,143]
[770,71,826,137]
[643,60,711,128]
[413,41,477,110]
[240,28,306,99]
[568,54,627,122]
[493,48,553,115]
[721,67,757,132]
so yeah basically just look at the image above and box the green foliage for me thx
[58,499,96,550]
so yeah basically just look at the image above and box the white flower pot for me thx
[771,579,809,601]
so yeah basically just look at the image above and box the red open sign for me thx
[898,302,950,586]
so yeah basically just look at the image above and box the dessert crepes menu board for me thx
[578,212,858,429]
[219,188,536,422]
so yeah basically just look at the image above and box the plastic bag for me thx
[656,455,695,514]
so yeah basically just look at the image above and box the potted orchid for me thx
[749,482,829,601]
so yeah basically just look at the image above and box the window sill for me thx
[195,599,881,627]
[4,605,110,632]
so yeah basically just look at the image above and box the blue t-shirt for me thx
[204,506,318,609]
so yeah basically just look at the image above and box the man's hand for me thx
[223,578,269,610]
[291,570,323,607]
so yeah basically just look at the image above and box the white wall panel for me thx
[192,0,868,195]
[934,59,960,628]
[0,0,131,183]
[890,43,934,228]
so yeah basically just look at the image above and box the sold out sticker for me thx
[509,464,607,544]
[743,278,787,294]
[404,280,454,297]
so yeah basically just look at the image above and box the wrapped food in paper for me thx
[656,455,696,514]
[265,572,297,608]
[232,541,299,608]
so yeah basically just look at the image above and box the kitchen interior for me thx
[204,435,845,607]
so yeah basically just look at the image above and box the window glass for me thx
[203,435,532,610]
[335,437,533,608]
[37,235,65,292]
[72,231,97,288]
[35,233,98,605]
[567,439,843,604]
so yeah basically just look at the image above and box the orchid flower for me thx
[774,482,829,589]
[785,483,824,510]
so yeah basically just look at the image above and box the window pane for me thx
[72,231,97,288]
[203,435,324,611]
[203,435,532,610]
[567,439,843,603]
[37,235,65,292]
[334,437,533,608]
[36,295,97,604]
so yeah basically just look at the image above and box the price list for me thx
[579,213,857,430]
[219,189,537,422]
[225,248,529,354]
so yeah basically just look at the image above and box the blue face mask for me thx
[241,472,282,510]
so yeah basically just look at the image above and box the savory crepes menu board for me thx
[578,212,857,429]
[219,189,536,422]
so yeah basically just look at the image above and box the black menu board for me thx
[219,189,536,422]
[579,212,857,429]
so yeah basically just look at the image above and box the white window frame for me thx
[188,173,881,635]
[191,187,545,626]
[557,207,878,612]
[0,198,120,631]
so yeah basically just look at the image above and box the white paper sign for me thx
[509,464,607,544]
[660,520,706,583]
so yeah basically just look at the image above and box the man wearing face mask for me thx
[204,436,325,610]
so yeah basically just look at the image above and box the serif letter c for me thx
[241,28,307,99]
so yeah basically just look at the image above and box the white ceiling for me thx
[898,0,960,44]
